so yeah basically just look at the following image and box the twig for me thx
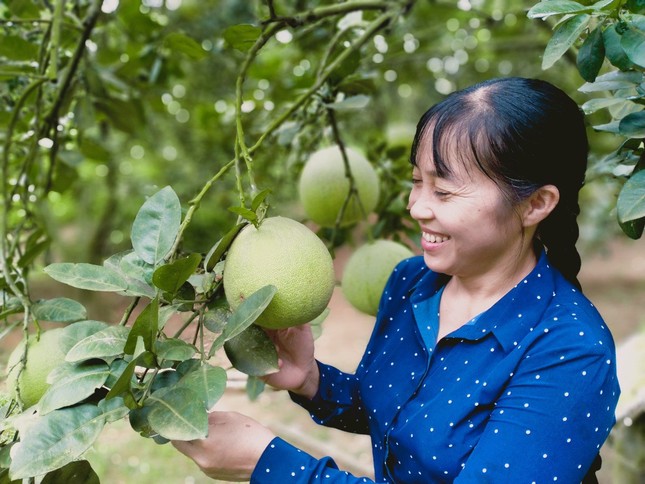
[119,297,141,326]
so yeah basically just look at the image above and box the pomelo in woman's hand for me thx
[342,239,414,316]
[223,216,335,329]
[5,328,66,408]
[298,146,379,227]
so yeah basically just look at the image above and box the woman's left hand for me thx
[171,411,275,481]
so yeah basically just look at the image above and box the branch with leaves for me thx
[0,1,417,481]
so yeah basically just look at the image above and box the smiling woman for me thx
[172,78,620,484]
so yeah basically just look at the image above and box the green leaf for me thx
[43,263,129,292]
[59,320,109,354]
[176,358,202,376]
[103,251,156,298]
[66,326,130,362]
[131,186,182,265]
[78,137,111,162]
[18,238,50,268]
[617,169,645,223]
[94,97,145,134]
[527,0,589,19]
[603,24,635,70]
[149,369,182,394]
[325,95,371,111]
[581,97,625,114]
[39,361,110,414]
[223,24,262,52]
[208,285,277,356]
[228,206,257,223]
[104,359,129,390]
[129,405,157,438]
[40,460,99,484]
[309,307,330,340]
[155,338,197,361]
[124,297,159,354]
[578,70,644,92]
[202,307,229,333]
[542,14,591,69]
[177,364,227,410]
[0,34,39,60]
[172,281,196,311]
[619,111,645,137]
[105,352,155,401]
[246,376,265,401]
[224,325,279,377]
[32,298,87,323]
[152,253,202,294]
[621,21,645,67]
[619,217,645,239]
[9,405,105,480]
[164,32,207,60]
[147,387,208,440]
[204,223,245,269]
[591,0,618,9]
[577,26,605,82]
[626,0,645,11]
[251,188,272,212]
[5,0,41,16]
[98,396,130,423]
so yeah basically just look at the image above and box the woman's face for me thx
[407,135,525,280]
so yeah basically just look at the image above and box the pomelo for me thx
[386,122,416,154]
[5,328,66,408]
[223,216,335,329]
[341,239,414,316]
[299,146,379,227]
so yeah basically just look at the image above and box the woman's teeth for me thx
[423,233,450,243]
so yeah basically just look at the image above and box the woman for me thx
[173,77,620,483]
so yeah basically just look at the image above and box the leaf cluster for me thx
[529,0,645,238]
[2,186,280,480]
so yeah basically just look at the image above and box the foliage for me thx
[0,0,642,481]
[528,0,645,239]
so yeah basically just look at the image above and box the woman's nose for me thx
[408,191,433,221]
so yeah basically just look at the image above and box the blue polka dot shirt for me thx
[251,251,620,483]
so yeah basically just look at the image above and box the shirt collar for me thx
[409,250,557,353]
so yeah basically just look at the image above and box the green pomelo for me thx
[298,146,380,227]
[386,122,416,151]
[223,216,336,329]
[342,239,414,316]
[5,328,66,408]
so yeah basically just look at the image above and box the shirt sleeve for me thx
[454,320,620,483]
[289,361,370,434]
[250,437,375,484]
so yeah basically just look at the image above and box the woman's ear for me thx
[521,185,560,228]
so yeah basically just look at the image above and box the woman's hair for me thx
[410,77,588,289]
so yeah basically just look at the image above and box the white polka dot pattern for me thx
[251,252,620,483]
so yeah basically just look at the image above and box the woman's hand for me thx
[262,324,320,399]
[172,411,275,482]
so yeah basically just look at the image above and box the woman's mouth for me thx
[423,232,450,244]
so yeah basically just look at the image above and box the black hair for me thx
[410,77,588,289]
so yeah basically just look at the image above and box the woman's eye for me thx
[411,178,422,185]
[434,190,451,198]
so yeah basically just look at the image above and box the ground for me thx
[2,236,644,483]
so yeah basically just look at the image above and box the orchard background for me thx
[1,0,644,483]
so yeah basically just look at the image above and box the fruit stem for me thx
[170,158,236,256]
[172,311,200,339]
[234,22,282,197]
[326,108,373,246]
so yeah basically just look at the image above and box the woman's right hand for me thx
[261,324,320,399]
